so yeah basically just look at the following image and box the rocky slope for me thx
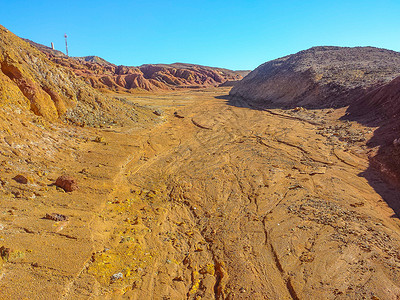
[1,25,152,127]
[230,46,400,108]
[27,40,248,92]
[0,24,156,206]
[230,45,400,198]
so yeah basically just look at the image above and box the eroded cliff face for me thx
[348,76,400,121]
[230,46,400,108]
[26,40,247,92]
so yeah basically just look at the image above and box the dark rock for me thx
[174,112,185,118]
[153,110,163,116]
[94,136,105,143]
[0,246,10,262]
[0,178,7,186]
[13,175,28,184]
[55,175,78,192]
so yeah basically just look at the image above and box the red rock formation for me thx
[25,40,248,92]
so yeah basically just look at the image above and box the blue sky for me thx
[1,0,400,70]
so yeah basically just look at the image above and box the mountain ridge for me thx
[25,39,249,92]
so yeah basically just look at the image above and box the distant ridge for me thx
[77,55,111,65]
[25,39,250,92]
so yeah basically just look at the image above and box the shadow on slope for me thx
[341,77,400,217]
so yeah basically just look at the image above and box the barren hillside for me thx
[230,46,400,108]
[1,25,154,128]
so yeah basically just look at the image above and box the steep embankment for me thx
[348,76,400,122]
[230,46,400,108]
[26,40,247,92]
[1,26,76,121]
[346,76,400,185]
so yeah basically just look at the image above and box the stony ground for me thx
[1,87,400,299]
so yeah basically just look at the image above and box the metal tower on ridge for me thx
[64,33,68,56]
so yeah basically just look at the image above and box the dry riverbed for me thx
[0,87,400,299]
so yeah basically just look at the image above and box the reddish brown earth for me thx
[26,40,248,93]
[1,26,400,300]
[347,76,400,123]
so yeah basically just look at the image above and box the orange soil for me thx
[0,87,400,299]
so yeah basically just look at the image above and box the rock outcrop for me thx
[230,46,400,108]
[26,40,248,92]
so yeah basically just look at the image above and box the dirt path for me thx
[1,87,400,299]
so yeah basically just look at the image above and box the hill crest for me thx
[230,46,400,108]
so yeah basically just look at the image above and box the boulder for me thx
[13,175,28,184]
[55,175,78,192]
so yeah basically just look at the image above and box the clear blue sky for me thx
[1,0,400,70]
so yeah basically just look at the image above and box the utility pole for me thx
[64,33,69,56]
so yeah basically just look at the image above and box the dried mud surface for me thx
[1,87,400,299]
